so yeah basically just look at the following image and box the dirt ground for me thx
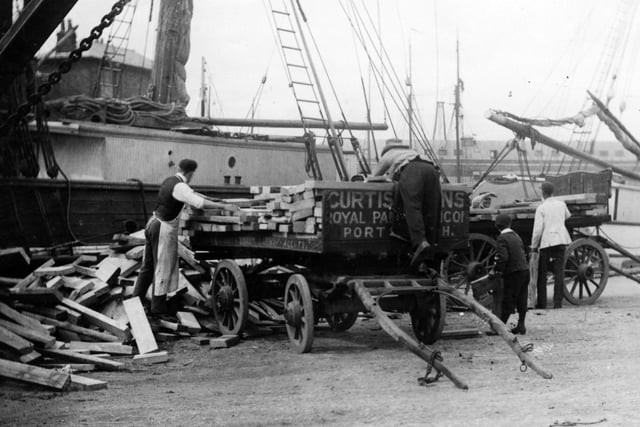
[1,275,639,427]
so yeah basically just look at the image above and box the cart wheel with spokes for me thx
[411,293,446,345]
[211,260,248,335]
[326,312,359,332]
[442,233,498,309]
[284,274,315,353]
[562,238,609,305]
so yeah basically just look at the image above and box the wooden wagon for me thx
[443,170,617,307]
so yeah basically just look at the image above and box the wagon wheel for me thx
[211,260,248,335]
[326,312,359,332]
[410,293,446,345]
[284,274,315,353]
[442,233,498,308]
[562,238,609,305]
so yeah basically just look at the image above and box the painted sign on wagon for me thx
[323,189,393,241]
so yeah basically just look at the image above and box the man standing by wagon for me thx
[133,159,235,316]
[370,141,442,269]
[531,182,572,309]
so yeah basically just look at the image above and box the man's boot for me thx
[511,313,526,335]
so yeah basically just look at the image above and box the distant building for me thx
[38,20,153,100]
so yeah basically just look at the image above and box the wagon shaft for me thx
[350,278,469,390]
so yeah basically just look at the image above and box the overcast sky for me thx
[39,0,640,147]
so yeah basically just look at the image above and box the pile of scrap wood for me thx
[0,237,222,392]
[181,183,323,236]
[470,193,609,221]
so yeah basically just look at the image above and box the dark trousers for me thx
[537,244,566,308]
[395,160,441,249]
[132,217,168,314]
[501,269,529,323]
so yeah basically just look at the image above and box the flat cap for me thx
[495,214,512,228]
[178,158,198,173]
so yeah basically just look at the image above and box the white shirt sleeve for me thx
[531,205,544,248]
[172,182,205,209]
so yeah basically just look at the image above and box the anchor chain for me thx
[1,0,131,130]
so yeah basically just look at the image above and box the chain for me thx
[2,0,131,129]
[417,349,443,386]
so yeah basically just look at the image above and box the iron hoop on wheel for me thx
[562,238,609,305]
[284,274,315,353]
[211,259,249,335]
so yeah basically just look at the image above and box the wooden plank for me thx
[179,271,206,303]
[19,351,42,364]
[95,261,121,285]
[0,276,21,287]
[34,263,76,277]
[60,298,129,340]
[55,305,81,324]
[8,288,63,307]
[67,341,133,355]
[73,281,110,306]
[155,332,178,342]
[45,276,64,289]
[0,318,55,347]
[0,359,70,390]
[0,247,30,264]
[74,265,98,278]
[176,311,201,333]
[132,350,169,365]
[210,335,240,349]
[122,297,158,354]
[158,319,183,332]
[61,277,95,294]
[125,245,145,260]
[39,349,125,371]
[13,272,37,290]
[69,374,108,391]
[23,312,121,343]
[0,324,34,354]
[440,328,483,339]
[0,301,50,335]
[39,363,95,373]
[190,336,210,345]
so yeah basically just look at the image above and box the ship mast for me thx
[454,37,462,183]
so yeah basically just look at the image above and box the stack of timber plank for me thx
[470,193,609,222]
[0,238,223,392]
[181,182,323,236]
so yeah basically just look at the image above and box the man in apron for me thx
[133,159,235,316]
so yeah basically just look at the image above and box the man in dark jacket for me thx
[493,214,530,334]
[370,141,441,269]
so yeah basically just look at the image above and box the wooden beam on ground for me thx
[69,374,108,391]
[0,324,34,354]
[60,298,129,340]
[19,351,42,364]
[67,341,133,355]
[0,318,55,347]
[39,349,125,371]
[8,288,63,307]
[132,350,169,365]
[0,359,70,390]
[177,311,201,333]
[210,335,240,349]
[0,301,50,335]
[23,312,121,343]
[122,297,158,354]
